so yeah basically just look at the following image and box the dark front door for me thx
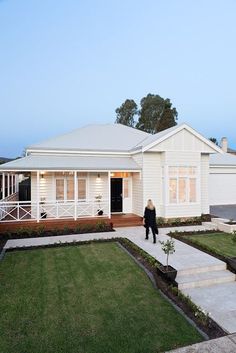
[111,178,123,212]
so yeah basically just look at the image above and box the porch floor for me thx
[0,213,143,233]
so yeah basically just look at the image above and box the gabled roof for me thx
[137,123,223,153]
[210,153,236,167]
[26,122,223,155]
[27,124,149,153]
[0,155,141,171]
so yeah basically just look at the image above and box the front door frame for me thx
[110,177,123,213]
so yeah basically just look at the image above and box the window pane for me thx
[67,179,74,200]
[189,167,197,175]
[169,167,178,176]
[56,179,64,200]
[169,178,177,203]
[189,178,196,202]
[179,167,189,176]
[124,179,129,198]
[78,179,86,200]
[179,178,187,203]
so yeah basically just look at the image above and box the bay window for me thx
[168,166,197,204]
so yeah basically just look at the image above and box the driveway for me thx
[210,205,236,221]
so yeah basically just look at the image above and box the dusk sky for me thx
[1,0,236,157]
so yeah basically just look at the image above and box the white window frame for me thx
[78,177,88,202]
[167,166,199,205]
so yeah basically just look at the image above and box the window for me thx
[56,179,64,200]
[169,178,177,203]
[67,179,74,200]
[189,178,197,202]
[78,179,86,200]
[168,166,197,204]
[56,177,87,201]
[179,178,187,203]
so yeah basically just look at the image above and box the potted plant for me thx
[95,194,103,216]
[40,199,47,219]
[157,238,177,282]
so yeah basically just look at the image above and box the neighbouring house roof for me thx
[227,147,236,154]
[0,154,141,171]
[210,153,236,166]
[27,124,150,153]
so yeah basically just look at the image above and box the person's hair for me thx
[147,199,155,210]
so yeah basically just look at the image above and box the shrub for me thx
[232,231,236,243]
[169,286,210,326]
[156,217,165,226]
[95,221,107,232]
[35,225,45,236]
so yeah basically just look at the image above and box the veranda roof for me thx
[0,154,141,171]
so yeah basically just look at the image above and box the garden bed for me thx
[0,220,114,252]
[156,214,211,228]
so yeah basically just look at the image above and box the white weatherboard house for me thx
[0,122,235,224]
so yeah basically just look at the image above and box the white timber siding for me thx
[162,151,202,218]
[132,153,143,216]
[31,172,54,202]
[201,154,210,213]
[209,167,236,205]
[142,152,163,217]
[149,128,218,153]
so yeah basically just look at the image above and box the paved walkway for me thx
[167,333,236,353]
[4,225,236,334]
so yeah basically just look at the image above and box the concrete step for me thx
[178,262,226,276]
[177,270,235,289]
[211,217,229,225]
[202,221,218,230]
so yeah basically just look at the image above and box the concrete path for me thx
[167,333,236,353]
[3,224,236,334]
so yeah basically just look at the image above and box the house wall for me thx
[209,167,236,205]
[142,152,163,217]
[131,153,143,216]
[201,154,210,213]
[149,128,218,153]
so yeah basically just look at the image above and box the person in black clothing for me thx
[143,199,158,243]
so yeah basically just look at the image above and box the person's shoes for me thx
[145,237,149,240]
[153,241,156,244]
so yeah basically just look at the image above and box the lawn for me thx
[0,243,202,353]
[183,232,236,258]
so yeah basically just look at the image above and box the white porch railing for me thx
[0,199,109,222]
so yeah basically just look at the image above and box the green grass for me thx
[183,232,236,258]
[0,243,202,353]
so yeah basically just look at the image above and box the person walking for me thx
[143,199,158,243]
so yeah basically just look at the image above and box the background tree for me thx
[155,99,178,132]
[115,94,178,134]
[136,94,165,134]
[115,99,138,127]
[209,137,219,146]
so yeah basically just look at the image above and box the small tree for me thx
[159,238,175,270]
